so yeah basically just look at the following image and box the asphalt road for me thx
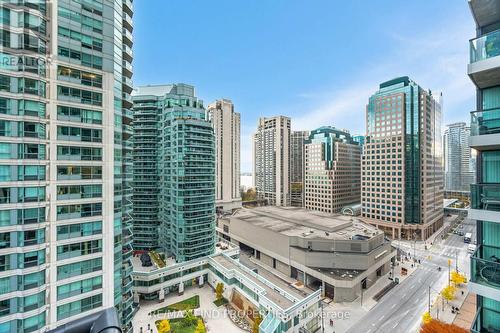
[345,218,475,333]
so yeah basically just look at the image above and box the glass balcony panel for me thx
[471,245,500,288]
[470,28,500,63]
[471,108,500,135]
[471,184,500,211]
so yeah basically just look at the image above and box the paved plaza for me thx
[132,285,245,333]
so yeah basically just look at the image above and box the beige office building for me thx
[207,99,241,211]
[361,77,444,240]
[253,116,291,206]
[305,127,361,214]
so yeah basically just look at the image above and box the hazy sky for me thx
[133,0,476,172]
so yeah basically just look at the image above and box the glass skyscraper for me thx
[0,0,134,331]
[468,1,500,331]
[132,84,216,262]
[361,77,444,240]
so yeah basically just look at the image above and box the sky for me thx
[133,0,476,173]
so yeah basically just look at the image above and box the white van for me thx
[468,244,477,254]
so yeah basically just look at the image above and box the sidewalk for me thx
[429,283,469,323]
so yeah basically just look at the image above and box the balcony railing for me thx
[470,244,500,289]
[471,184,500,211]
[471,306,500,333]
[470,28,500,63]
[471,108,500,135]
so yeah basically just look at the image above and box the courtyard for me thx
[132,285,247,333]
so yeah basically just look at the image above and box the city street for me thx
[344,217,475,333]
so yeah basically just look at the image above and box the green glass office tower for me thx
[361,77,444,240]
[468,1,500,331]
[132,84,216,262]
[0,0,134,332]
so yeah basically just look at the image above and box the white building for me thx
[443,122,475,192]
[253,116,291,206]
[207,99,242,211]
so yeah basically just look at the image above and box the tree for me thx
[422,312,432,324]
[420,319,468,333]
[441,285,456,302]
[451,271,467,286]
[157,319,171,333]
[194,319,206,333]
[183,309,197,327]
[215,282,224,301]
[252,313,263,333]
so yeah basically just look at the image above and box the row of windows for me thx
[58,46,103,70]
[58,27,102,52]
[0,229,45,248]
[57,184,102,200]
[57,146,102,161]
[0,250,45,271]
[0,120,45,138]
[0,207,45,226]
[57,165,102,180]
[0,312,45,333]
[57,65,102,88]
[0,165,45,181]
[56,221,102,241]
[58,6,103,33]
[56,202,102,221]
[0,8,47,34]
[57,294,102,321]
[57,276,102,301]
[0,29,47,54]
[0,52,46,76]
[0,98,46,117]
[0,291,45,317]
[0,186,45,204]
[0,74,46,97]
[57,105,102,124]
[57,125,102,143]
[56,239,102,260]
[0,143,45,159]
[57,257,102,280]
[0,271,45,295]
[57,85,102,106]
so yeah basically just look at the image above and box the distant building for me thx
[290,130,309,207]
[253,116,291,206]
[443,122,475,192]
[207,99,242,211]
[361,77,444,240]
[353,135,366,151]
[304,127,361,214]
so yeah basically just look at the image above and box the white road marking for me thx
[378,315,385,322]
[392,322,399,329]
[402,293,407,298]
[391,304,396,309]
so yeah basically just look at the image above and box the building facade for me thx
[0,0,135,331]
[361,77,444,240]
[253,116,291,206]
[444,122,475,192]
[132,84,216,262]
[290,130,309,207]
[304,127,361,214]
[207,99,241,212]
[216,206,395,302]
[467,1,500,331]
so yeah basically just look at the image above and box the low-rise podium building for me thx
[217,206,396,302]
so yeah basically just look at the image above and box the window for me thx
[56,239,102,260]
[57,146,102,161]
[57,258,102,280]
[57,276,102,300]
[57,184,102,200]
[57,221,102,240]
[57,85,102,106]
[56,294,102,320]
[57,126,102,142]
[0,74,10,92]
[57,66,102,88]
[57,165,102,180]
[57,105,102,124]
[56,202,102,220]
